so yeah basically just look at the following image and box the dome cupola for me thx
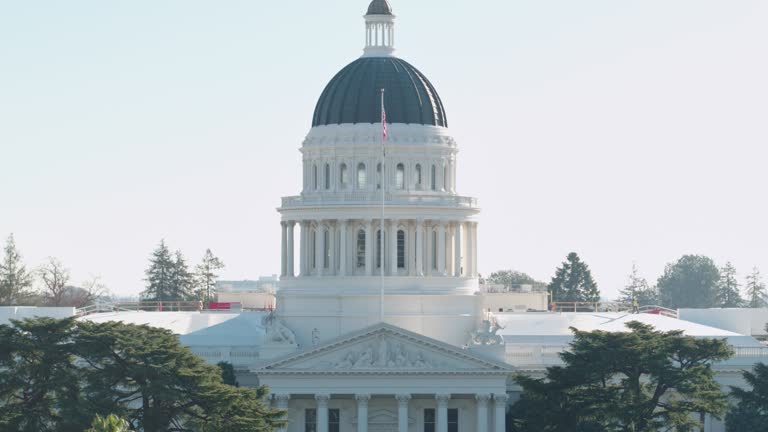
[366,0,393,15]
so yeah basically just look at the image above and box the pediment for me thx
[257,323,511,374]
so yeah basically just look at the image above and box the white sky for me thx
[1,0,767,299]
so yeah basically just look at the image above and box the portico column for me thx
[472,222,479,278]
[316,222,325,277]
[287,221,295,277]
[454,222,462,277]
[355,394,370,432]
[365,220,373,276]
[408,223,416,276]
[415,219,424,276]
[273,394,290,432]
[299,221,308,276]
[493,394,508,432]
[328,222,336,276]
[316,394,330,432]
[339,220,348,276]
[465,221,474,277]
[476,394,490,432]
[437,222,446,276]
[396,394,411,432]
[389,219,398,275]
[280,222,287,277]
[436,394,450,432]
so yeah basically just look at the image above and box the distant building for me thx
[217,276,279,293]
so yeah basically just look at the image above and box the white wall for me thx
[478,292,548,313]
[0,306,76,326]
[679,308,768,337]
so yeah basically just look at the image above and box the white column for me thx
[339,220,348,276]
[356,394,370,432]
[436,393,450,432]
[476,394,490,432]
[365,220,373,276]
[280,222,287,277]
[408,223,416,276]
[493,394,507,432]
[415,219,424,276]
[396,394,411,432]
[454,222,462,277]
[316,222,325,277]
[389,219,398,275]
[465,221,474,277]
[437,222,446,276]
[273,394,290,432]
[316,394,330,432]
[299,221,308,276]
[287,221,295,277]
[472,222,479,278]
[328,222,336,276]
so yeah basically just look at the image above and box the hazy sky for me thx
[1,0,767,300]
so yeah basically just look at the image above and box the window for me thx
[415,164,422,188]
[448,408,459,432]
[424,408,435,432]
[431,165,437,191]
[325,163,331,190]
[376,163,382,190]
[305,408,317,432]
[396,163,405,189]
[323,229,330,269]
[357,163,367,189]
[329,409,340,432]
[340,163,348,187]
[356,229,366,268]
[313,165,319,190]
[431,232,437,270]
[397,230,405,269]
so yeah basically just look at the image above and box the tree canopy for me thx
[618,263,658,306]
[0,317,284,432]
[726,362,768,431]
[745,267,767,308]
[196,249,225,304]
[548,252,600,303]
[510,321,733,432]
[715,262,744,308]
[0,234,34,305]
[484,270,546,291]
[657,255,720,309]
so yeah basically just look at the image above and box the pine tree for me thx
[0,234,35,305]
[170,250,195,300]
[195,249,225,304]
[141,241,176,302]
[715,261,744,308]
[548,252,600,303]
[745,267,767,308]
[618,263,658,306]
[657,255,720,309]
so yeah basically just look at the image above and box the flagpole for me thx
[380,88,385,323]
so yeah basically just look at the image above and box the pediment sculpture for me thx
[263,314,297,346]
[332,336,433,369]
[469,319,505,346]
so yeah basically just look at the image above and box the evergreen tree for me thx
[141,241,175,301]
[196,249,225,303]
[745,267,767,308]
[86,414,132,432]
[618,263,658,306]
[510,322,733,432]
[170,250,195,300]
[726,363,768,431]
[716,261,744,307]
[0,234,35,305]
[657,255,720,309]
[548,252,600,303]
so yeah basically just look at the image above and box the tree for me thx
[0,317,84,432]
[484,269,546,291]
[715,262,744,308]
[745,267,767,308]
[618,263,658,306]
[86,414,132,432]
[196,249,225,303]
[725,363,768,431]
[38,257,71,306]
[218,361,239,387]
[548,252,600,303]
[0,234,34,305]
[0,317,285,432]
[141,240,176,301]
[170,250,195,300]
[657,255,720,309]
[510,321,733,432]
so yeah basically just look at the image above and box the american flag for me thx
[381,89,387,142]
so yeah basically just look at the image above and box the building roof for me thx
[494,312,764,347]
[312,57,447,128]
[366,0,393,16]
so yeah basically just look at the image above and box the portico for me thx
[257,324,511,432]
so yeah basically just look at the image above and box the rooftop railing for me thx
[281,192,478,208]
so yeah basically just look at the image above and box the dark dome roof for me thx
[367,0,393,15]
[312,57,448,128]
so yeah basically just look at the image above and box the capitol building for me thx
[9,1,764,432]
